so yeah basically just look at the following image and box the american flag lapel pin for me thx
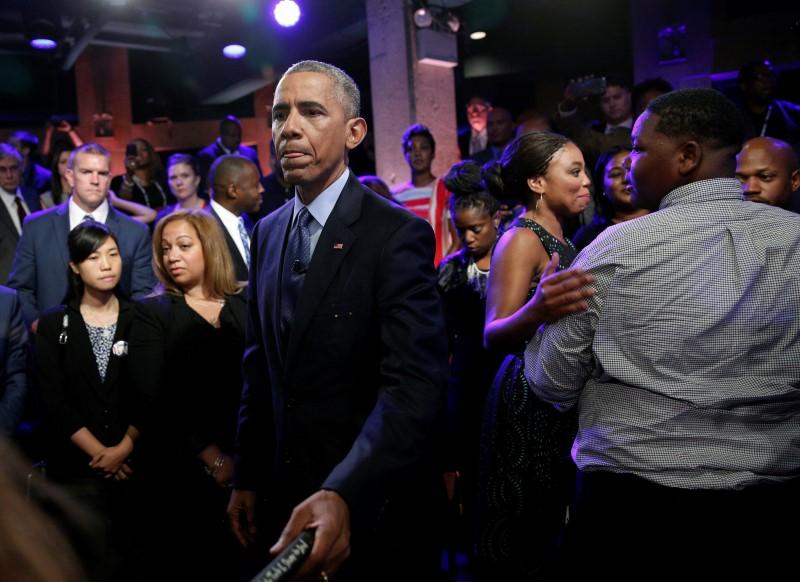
[333,243,344,250]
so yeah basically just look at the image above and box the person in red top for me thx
[393,124,453,264]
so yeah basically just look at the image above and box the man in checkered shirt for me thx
[525,88,800,578]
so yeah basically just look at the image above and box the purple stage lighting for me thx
[274,0,301,27]
[30,38,57,50]
[223,44,247,59]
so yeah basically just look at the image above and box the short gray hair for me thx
[0,143,23,164]
[282,60,361,119]
[67,143,111,170]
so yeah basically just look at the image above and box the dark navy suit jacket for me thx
[8,201,156,326]
[234,172,447,558]
[0,186,41,284]
[0,285,27,435]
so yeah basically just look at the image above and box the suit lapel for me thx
[0,204,18,240]
[266,204,293,369]
[210,208,248,279]
[67,306,108,399]
[102,301,130,392]
[53,203,70,273]
[284,175,362,370]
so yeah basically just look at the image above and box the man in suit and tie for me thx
[207,155,263,282]
[197,116,263,194]
[8,143,155,329]
[0,144,41,284]
[228,60,447,581]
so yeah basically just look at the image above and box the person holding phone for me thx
[111,139,173,210]
[555,76,633,170]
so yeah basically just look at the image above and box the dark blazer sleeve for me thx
[8,214,41,327]
[127,299,169,435]
[234,220,274,490]
[0,287,27,434]
[125,222,157,300]
[321,216,447,514]
[35,308,86,439]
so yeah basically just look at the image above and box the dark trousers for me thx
[548,469,800,580]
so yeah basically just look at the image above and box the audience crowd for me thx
[0,57,799,582]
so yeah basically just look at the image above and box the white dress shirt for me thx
[290,167,350,258]
[0,186,32,234]
[68,196,109,230]
[210,199,248,262]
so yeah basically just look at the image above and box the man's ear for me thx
[226,182,238,200]
[676,140,702,176]
[345,118,368,151]
[790,169,800,193]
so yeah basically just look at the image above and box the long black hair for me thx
[592,145,632,222]
[63,222,122,304]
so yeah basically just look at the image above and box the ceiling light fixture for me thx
[222,44,247,59]
[274,0,302,28]
[470,31,487,40]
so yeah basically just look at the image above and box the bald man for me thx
[208,155,264,282]
[736,137,800,211]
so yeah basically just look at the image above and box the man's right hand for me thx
[227,489,258,547]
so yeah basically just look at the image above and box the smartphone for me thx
[571,76,607,99]
[125,143,138,157]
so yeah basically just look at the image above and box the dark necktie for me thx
[280,207,314,345]
[14,196,27,231]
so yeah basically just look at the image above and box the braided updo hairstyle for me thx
[481,132,571,207]
[444,160,499,218]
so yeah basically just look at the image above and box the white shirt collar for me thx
[605,116,634,133]
[210,198,242,229]
[0,185,19,200]
[292,167,350,228]
[68,196,110,230]
[216,138,238,156]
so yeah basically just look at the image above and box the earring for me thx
[535,191,544,212]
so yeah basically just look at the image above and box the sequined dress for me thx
[475,217,578,580]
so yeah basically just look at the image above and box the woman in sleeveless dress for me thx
[475,132,593,580]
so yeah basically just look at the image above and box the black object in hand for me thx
[251,529,316,582]
[125,143,138,158]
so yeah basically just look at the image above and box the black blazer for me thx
[208,207,250,283]
[128,293,247,464]
[35,299,136,479]
[235,172,447,539]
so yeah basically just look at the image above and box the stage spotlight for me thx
[414,8,433,29]
[274,0,301,27]
[28,18,58,50]
[223,44,247,59]
[469,31,487,40]
[30,38,57,50]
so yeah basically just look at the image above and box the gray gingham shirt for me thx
[525,178,800,490]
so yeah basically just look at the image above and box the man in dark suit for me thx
[457,96,491,159]
[228,61,447,581]
[8,131,52,194]
[0,285,27,435]
[8,143,155,329]
[0,144,42,284]
[207,154,263,282]
[197,116,263,193]
[469,106,515,165]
